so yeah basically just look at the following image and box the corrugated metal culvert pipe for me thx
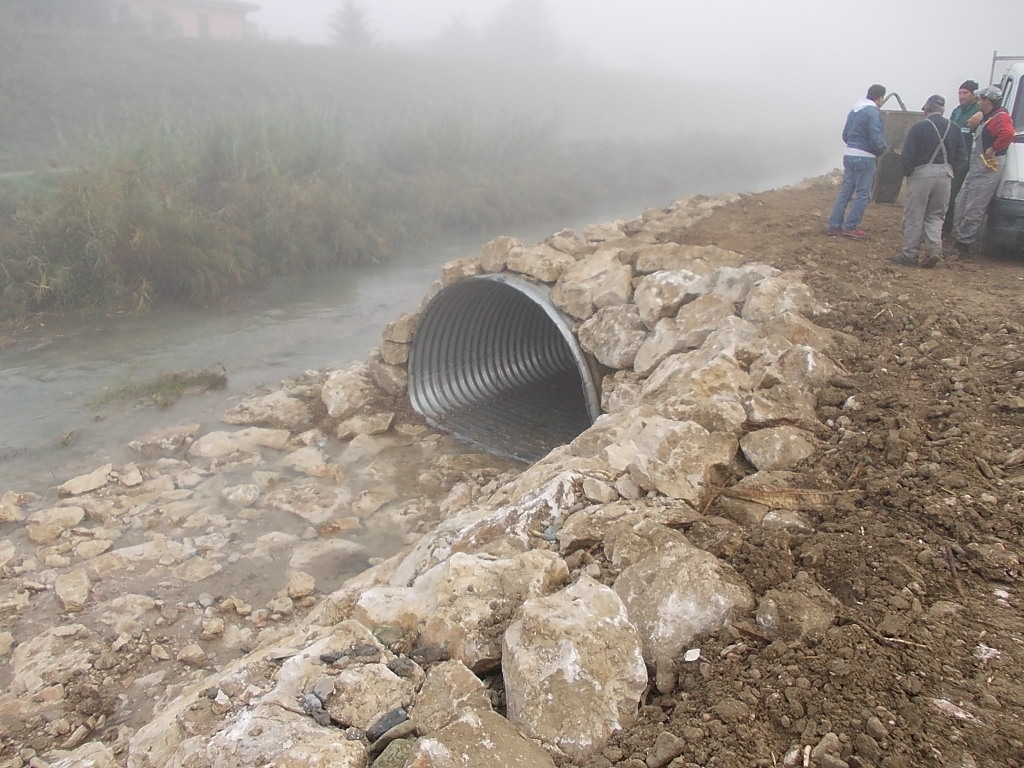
[408,274,602,463]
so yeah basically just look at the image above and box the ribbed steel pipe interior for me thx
[408,274,601,463]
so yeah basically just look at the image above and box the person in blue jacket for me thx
[827,84,889,239]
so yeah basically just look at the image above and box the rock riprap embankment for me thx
[0,190,856,768]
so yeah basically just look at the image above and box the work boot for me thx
[920,253,940,268]
[954,241,972,259]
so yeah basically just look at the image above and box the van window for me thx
[1005,76,1024,127]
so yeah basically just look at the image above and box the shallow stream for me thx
[0,240,473,494]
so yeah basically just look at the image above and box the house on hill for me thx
[112,0,260,39]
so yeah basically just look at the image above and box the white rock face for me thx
[222,390,315,430]
[326,663,415,729]
[405,708,556,768]
[408,660,493,736]
[577,305,648,369]
[550,249,633,320]
[740,426,818,471]
[55,568,90,612]
[188,427,290,458]
[357,549,568,672]
[57,464,112,497]
[613,540,755,693]
[182,705,366,768]
[503,576,647,761]
[320,363,380,420]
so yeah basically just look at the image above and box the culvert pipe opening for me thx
[407,274,602,463]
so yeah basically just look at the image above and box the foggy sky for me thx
[252,0,1024,167]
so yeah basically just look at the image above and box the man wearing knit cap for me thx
[943,79,981,237]
[892,94,966,268]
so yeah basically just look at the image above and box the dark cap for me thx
[922,94,945,111]
[959,80,979,92]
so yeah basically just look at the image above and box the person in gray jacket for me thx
[892,94,967,268]
[827,84,888,239]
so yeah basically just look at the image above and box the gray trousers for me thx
[901,163,951,260]
[954,151,1004,245]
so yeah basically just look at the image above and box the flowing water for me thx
[0,242,474,494]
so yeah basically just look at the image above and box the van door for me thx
[986,66,1024,253]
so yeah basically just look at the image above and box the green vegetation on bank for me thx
[0,103,609,317]
[88,366,228,409]
[0,28,815,320]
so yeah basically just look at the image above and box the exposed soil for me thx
[589,177,1024,768]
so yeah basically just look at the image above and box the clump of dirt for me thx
[588,177,1024,767]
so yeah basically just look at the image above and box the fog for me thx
[253,0,1024,180]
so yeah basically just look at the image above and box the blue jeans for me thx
[828,155,877,231]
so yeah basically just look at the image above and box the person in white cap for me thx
[892,94,966,268]
[952,85,1016,258]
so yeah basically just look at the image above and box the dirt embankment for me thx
[592,177,1024,767]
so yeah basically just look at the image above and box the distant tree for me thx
[483,0,561,64]
[433,13,483,59]
[330,1,374,50]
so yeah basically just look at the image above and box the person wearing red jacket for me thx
[952,85,1016,257]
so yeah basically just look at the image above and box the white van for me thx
[986,57,1024,254]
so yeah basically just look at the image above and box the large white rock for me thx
[9,625,93,695]
[386,472,585,588]
[320,363,380,420]
[623,415,737,507]
[479,235,522,273]
[55,569,90,613]
[503,576,647,761]
[221,390,315,430]
[613,540,755,693]
[409,660,493,736]
[505,243,576,283]
[405,708,556,767]
[633,292,737,376]
[382,310,420,343]
[693,263,780,304]
[174,705,366,768]
[57,464,112,497]
[325,663,415,730]
[632,270,703,328]
[740,426,818,471]
[128,423,202,456]
[0,491,28,522]
[188,428,290,458]
[356,550,568,672]
[577,305,648,369]
[741,274,828,323]
[550,249,633,320]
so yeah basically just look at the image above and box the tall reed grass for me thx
[0,104,591,319]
